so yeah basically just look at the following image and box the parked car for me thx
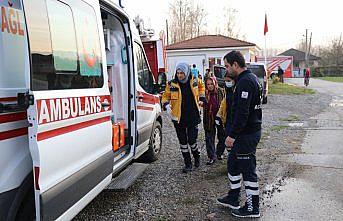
[212,62,269,104]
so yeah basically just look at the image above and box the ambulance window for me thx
[135,43,154,94]
[46,0,78,73]
[24,0,104,90]
[73,0,103,78]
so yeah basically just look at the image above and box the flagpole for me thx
[264,13,267,68]
[264,33,267,67]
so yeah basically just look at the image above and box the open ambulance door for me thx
[101,4,136,173]
[23,0,114,220]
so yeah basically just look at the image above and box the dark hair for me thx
[193,64,196,68]
[223,51,246,68]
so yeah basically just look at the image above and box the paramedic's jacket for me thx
[229,69,262,139]
[161,76,205,123]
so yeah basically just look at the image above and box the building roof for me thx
[278,48,320,61]
[166,35,256,50]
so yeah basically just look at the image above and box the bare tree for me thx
[168,0,207,44]
[315,35,343,66]
[213,6,244,39]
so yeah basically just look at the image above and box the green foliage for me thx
[269,82,315,95]
[315,77,343,82]
[271,125,289,132]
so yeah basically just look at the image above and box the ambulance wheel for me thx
[141,121,162,162]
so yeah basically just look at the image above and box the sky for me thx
[123,0,343,52]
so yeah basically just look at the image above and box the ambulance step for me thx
[107,163,149,191]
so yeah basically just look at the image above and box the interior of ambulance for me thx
[101,8,132,159]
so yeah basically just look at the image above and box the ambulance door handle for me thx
[137,95,144,101]
[130,110,134,121]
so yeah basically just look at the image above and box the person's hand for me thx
[225,136,235,148]
[166,104,172,113]
[215,116,222,126]
[166,104,172,117]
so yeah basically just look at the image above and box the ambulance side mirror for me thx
[155,72,167,93]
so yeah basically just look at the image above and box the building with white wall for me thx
[166,35,260,79]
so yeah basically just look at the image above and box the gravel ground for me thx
[74,92,331,221]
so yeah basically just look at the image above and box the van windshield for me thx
[213,66,226,78]
[247,64,265,79]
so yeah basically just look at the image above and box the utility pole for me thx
[308,32,312,66]
[305,29,308,67]
[166,19,169,46]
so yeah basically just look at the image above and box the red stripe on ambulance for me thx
[0,127,27,141]
[37,116,110,141]
[0,112,26,124]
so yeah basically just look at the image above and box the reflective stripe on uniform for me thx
[189,143,198,151]
[228,173,242,182]
[244,181,259,188]
[180,144,189,153]
[246,189,259,195]
[230,181,242,189]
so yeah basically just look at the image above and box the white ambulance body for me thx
[0,0,162,220]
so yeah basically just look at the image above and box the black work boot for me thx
[232,195,260,218]
[192,150,200,168]
[216,189,240,209]
[181,152,192,173]
[190,143,200,168]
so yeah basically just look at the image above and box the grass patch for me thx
[269,82,315,95]
[204,163,227,180]
[271,125,289,132]
[280,115,299,122]
[315,77,343,83]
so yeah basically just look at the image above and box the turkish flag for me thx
[264,14,268,35]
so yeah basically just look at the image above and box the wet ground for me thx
[262,78,343,221]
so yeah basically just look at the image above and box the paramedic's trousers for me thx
[174,124,198,145]
[227,130,261,198]
[174,123,200,167]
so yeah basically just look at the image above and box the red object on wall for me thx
[143,41,158,80]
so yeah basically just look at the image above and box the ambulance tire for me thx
[141,121,162,162]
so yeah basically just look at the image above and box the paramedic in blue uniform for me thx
[216,51,263,218]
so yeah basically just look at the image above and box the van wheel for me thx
[16,186,35,221]
[140,122,162,162]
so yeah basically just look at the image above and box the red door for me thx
[143,41,158,80]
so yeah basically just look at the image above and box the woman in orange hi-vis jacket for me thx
[161,63,205,173]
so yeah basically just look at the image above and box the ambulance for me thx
[0,0,163,220]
